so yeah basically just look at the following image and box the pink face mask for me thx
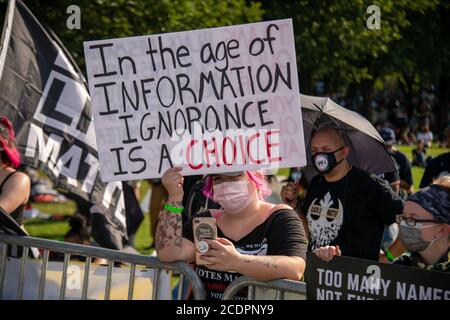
[213,180,251,214]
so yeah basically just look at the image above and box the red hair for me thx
[0,117,20,168]
[202,170,272,200]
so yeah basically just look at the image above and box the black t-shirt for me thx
[301,167,404,261]
[183,208,308,300]
[420,152,450,188]
[391,150,413,186]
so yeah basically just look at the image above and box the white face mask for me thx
[213,180,251,214]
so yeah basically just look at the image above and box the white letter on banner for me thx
[66,5,81,30]
[367,264,381,291]
[366,5,381,30]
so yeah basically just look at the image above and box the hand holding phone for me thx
[193,217,217,265]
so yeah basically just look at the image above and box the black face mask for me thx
[312,147,345,174]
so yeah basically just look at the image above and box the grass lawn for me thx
[24,145,449,254]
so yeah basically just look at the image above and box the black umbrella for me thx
[300,94,396,175]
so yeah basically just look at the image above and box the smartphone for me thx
[192,217,217,265]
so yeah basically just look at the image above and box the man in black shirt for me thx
[282,127,405,262]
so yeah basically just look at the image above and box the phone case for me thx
[192,217,217,265]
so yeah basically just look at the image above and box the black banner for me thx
[0,0,128,244]
[305,252,450,300]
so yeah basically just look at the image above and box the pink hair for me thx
[202,170,272,200]
[0,117,20,168]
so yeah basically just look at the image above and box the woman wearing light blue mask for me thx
[395,176,450,272]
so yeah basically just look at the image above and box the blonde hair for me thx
[433,175,450,190]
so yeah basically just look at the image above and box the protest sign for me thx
[305,252,450,300]
[84,19,305,181]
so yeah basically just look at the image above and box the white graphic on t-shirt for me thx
[236,243,268,256]
[307,192,344,250]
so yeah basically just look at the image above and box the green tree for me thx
[261,0,441,119]
[388,1,449,131]
[1,0,447,128]
[22,0,263,71]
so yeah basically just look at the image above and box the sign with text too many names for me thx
[305,252,450,300]
[84,19,305,181]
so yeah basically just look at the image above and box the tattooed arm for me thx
[202,238,305,281]
[237,255,305,281]
[155,168,195,263]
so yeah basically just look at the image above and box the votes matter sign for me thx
[305,252,450,300]
[84,19,305,181]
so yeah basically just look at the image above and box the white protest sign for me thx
[84,19,305,181]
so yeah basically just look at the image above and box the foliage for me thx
[1,0,446,123]
[261,0,439,93]
[22,0,264,70]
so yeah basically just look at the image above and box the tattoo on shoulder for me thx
[155,210,183,251]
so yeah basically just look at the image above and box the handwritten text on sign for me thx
[84,19,305,181]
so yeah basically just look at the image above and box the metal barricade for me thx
[0,234,205,300]
[222,276,307,300]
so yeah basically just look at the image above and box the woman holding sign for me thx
[156,167,307,300]
[0,117,30,226]
[394,176,450,272]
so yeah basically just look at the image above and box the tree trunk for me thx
[299,69,312,95]
[345,83,357,110]
[361,79,374,118]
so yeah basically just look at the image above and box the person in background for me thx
[122,181,144,248]
[380,127,414,197]
[437,125,450,148]
[0,117,30,227]
[400,125,416,146]
[407,127,417,146]
[377,128,404,250]
[148,178,168,249]
[65,213,91,245]
[395,176,450,272]
[284,168,310,205]
[54,213,107,265]
[281,127,406,263]
[412,140,429,168]
[420,127,450,188]
[416,123,433,148]
[156,168,307,300]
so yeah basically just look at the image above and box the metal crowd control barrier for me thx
[222,276,307,300]
[0,234,205,300]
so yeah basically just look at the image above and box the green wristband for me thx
[385,248,396,262]
[164,203,184,214]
